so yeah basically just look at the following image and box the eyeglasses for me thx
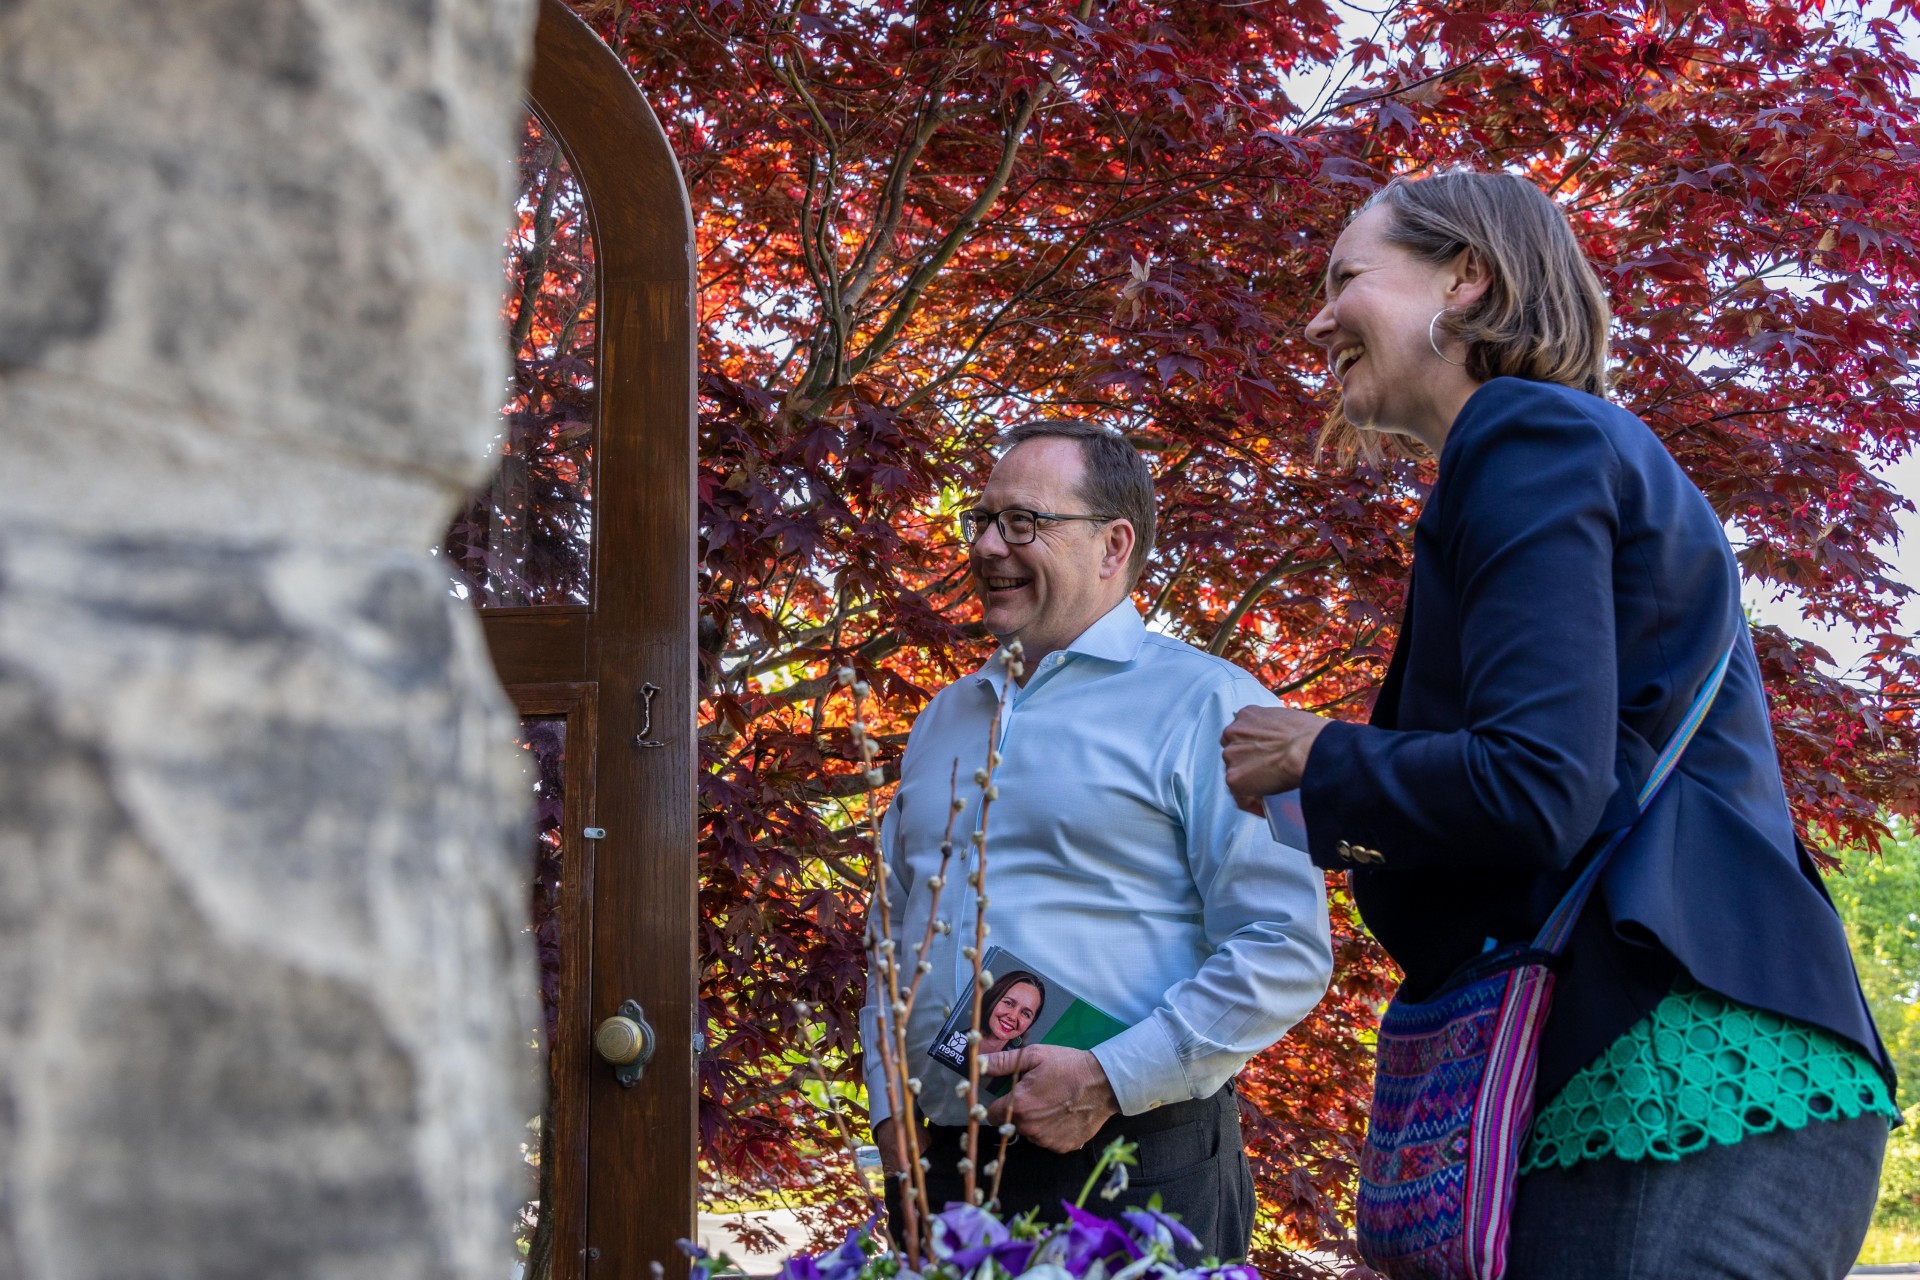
[957,507,1117,546]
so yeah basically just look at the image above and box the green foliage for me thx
[1827,817,1920,1093]
[1880,1105,1920,1223]
[1828,818,1920,1253]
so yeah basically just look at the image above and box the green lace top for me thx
[1521,979,1898,1173]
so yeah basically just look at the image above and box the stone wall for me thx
[0,3,539,1277]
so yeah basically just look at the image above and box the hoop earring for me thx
[1429,309,1463,367]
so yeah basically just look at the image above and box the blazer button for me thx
[1335,840,1353,862]
[1355,845,1385,865]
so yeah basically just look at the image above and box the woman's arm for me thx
[1299,386,1627,872]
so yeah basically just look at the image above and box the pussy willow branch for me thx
[902,762,963,1018]
[799,1049,869,1209]
[962,640,1023,1205]
[845,668,931,1261]
[985,1068,1020,1211]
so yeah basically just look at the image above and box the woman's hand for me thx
[1221,705,1332,816]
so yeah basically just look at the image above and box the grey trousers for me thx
[1505,1112,1889,1279]
[886,1085,1255,1264]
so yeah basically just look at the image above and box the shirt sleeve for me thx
[860,800,911,1128]
[1300,386,1626,873]
[1092,674,1334,1115]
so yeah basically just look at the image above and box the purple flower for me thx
[1120,1208,1200,1254]
[775,1255,823,1280]
[816,1222,872,1280]
[931,1202,1011,1257]
[1058,1202,1143,1275]
[1172,1266,1257,1280]
[982,1238,1040,1275]
[774,1220,871,1280]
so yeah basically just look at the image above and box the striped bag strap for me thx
[1533,636,1738,956]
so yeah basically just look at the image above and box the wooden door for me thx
[442,4,697,1276]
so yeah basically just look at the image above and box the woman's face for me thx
[1304,204,1484,450]
[982,982,1042,1050]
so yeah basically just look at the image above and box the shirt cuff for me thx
[1091,1016,1191,1116]
[859,1003,895,1128]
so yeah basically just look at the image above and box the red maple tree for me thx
[565,0,1920,1266]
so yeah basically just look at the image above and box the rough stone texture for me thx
[0,2,539,1278]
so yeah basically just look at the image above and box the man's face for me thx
[969,437,1129,659]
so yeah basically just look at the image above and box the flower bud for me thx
[837,666,856,686]
[891,1001,907,1017]
[980,968,994,985]
[927,875,945,890]
[983,1160,1000,1176]
[965,1030,982,1046]
[984,786,999,801]
[950,796,965,812]
[956,1158,974,1174]
[917,961,932,975]
[961,945,977,960]
[989,751,1003,767]
[973,768,990,786]
[1007,639,1024,658]
[853,681,870,699]
[955,1080,972,1096]
[969,1105,988,1121]
[907,1078,923,1094]
[999,1123,1017,1137]
[865,768,885,787]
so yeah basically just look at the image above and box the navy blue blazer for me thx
[1300,377,1893,1102]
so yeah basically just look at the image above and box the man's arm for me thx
[859,803,912,1152]
[1090,674,1334,1116]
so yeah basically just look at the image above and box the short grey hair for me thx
[998,419,1156,585]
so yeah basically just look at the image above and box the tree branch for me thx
[1206,554,1339,656]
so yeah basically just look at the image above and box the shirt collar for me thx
[973,599,1146,692]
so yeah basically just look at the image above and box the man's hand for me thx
[872,1117,903,1176]
[1221,705,1331,815]
[978,1045,1119,1153]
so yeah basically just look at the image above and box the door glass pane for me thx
[445,109,598,607]
[516,715,566,1280]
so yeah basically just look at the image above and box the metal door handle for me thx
[594,999,656,1087]
[634,683,666,748]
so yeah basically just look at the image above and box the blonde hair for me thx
[1318,170,1613,465]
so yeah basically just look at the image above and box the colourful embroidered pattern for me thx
[1521,980,1897,1173]
[1357,949,1552,1280]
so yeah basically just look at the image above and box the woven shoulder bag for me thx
[1354,640,1735,1280]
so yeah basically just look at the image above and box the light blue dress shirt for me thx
[861,601,1332,1126]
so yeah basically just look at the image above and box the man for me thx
[860,420,1332,1259]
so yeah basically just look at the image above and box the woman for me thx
[1221,171,1896,1277]
[932,970,1046,1069]
[977,970,1045,1056]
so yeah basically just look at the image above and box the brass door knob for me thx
[594,1000,655,1087]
